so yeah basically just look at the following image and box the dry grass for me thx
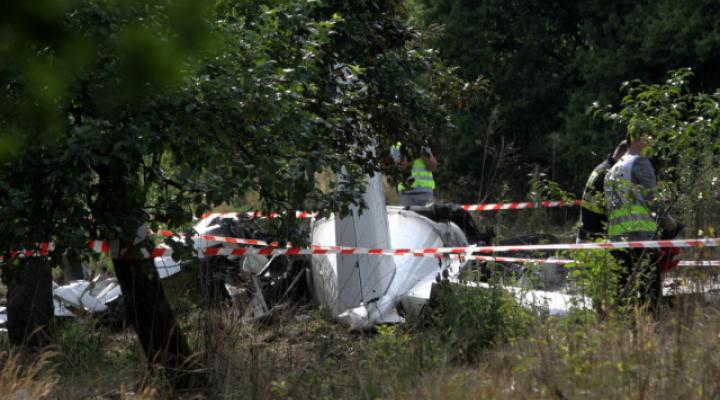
[6,288,720,399]
[401,300,720,399]
[3,202,719,399]
[0,350,59,399]
[196,305,365,399]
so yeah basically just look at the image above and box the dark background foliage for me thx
[413,0,720,200]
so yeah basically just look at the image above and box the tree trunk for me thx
[112,256,206,390]
[92,164,204,390]
[5,258,53,348]
[200,257,232,308]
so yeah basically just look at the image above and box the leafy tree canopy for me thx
[0,0,482,382]
[0,0,478,255]
[596,68,720,225]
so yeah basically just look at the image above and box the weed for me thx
[419,278,532,364]
[0,350,58,399]
[566,249,622,317]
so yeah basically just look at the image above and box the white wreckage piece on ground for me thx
[52,273,122,316]
[51,243,202,317]
[0,231,212,328]
[311,172,456,329]
[0,260,182,329]
[312,205,464,329]
[154,213,300,321]
[0,274,123,329]
[95,210,720,327]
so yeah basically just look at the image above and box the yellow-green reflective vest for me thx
[411,158,435,190]
[604,154,658,237]
[398,158,435,192]
[394,142,435,192]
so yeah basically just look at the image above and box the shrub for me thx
[420,278,532,363]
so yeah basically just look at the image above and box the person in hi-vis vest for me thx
[391,142,437,207]
[605,131,676,313]
[577,140,627,242]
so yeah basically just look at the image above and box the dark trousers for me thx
[612,248,661,312]
[400,191,433,207]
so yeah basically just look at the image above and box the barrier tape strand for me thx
[144,236,720,259]
[201,200,583,219]
[6,236,720,260]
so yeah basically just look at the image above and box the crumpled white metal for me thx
[312,206,466,330]
[52,274,122,314]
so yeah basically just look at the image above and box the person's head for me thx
[626,119,652,155]
[612,140,628,160]
[626,133,650,155]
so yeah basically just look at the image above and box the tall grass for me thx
[0,350,58,399]
[3,203,719,398]
[6,273,720,399]
[182,281,720,400]
[403,302,720,399]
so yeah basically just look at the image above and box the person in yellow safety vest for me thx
[577,140,628,242]
[604,132,676,313]
[391,142,437,207]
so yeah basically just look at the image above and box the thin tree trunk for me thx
[113,255,206,389]
[5,258,53,348]
[92,163,205,390]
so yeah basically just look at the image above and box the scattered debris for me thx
[0,213,313,329]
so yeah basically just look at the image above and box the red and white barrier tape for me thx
[94,236,720,258]
[678,260,720,267]
[3,242,54,259]
[88,240,111,254]
[7,236,720,261]
[200,200,583,220]
[0,199,585,260]
[465,238,720,253]
[197,234,282,247]
[143,236,720,259]
[4,233,283,261]
[201,211,318,220]
[7,241,719,271]
[155,230,282,247]
[461,200,582,212]
[449,254,575,264]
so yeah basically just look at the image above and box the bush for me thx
[420,278,532,363]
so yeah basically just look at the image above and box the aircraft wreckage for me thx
[309,174,588,328]
[1,174,710,330]
[0,174,583,331]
